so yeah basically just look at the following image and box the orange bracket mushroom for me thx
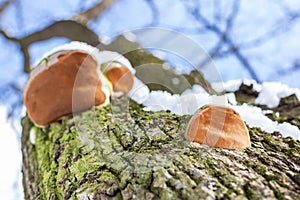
[24,42,136,127]
[24,50,110,127]
[101,61,134,97]
[186,105,251,150]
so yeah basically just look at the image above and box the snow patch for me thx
[141,89,228,115]
[211,79,262,93]
[255,82,300,108]
[243,79,262,92]
[211,79,241,93]
[131,79,300,140]
[127,77,150,104]
[233,104,300,140]
[213,79,300,108]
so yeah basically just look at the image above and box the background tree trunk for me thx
[21,38,300,199]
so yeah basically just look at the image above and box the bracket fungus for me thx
[186,105,251,150]
[24,50,110,127]
[101,61,134,97]
[24,41,136,127]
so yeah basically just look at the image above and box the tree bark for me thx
[22,37,300,199]
[22,95,300,199]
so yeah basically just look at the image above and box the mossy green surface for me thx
[22,97,300,199]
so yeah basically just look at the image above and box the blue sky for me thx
[1,0,300,89]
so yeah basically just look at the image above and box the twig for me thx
[21,20,101,47]
[144,0,159,25]
[1,20,103,73]
[0,0,11,18]
[182,0,260,82]
[1,0,117,73]
[72,0,116,24]
[239,13,300,49]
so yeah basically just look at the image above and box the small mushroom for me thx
[101,61,134,97]
[24,50,110,127]
[186,105,251,150]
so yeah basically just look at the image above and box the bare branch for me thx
[0,0,11,18]
[144,0,159,25]
[0,31,30,72]
[237,0,300,50]
[21,20,101,46]
[232,48,260,82]
[224,0,240,33]
[213,0,222,24]
[198,40,224,68]
[72,0,116,24]
[239,13,300,49]
[182,0,260,82]
[0,29,20,42]
[1,0,118,73]
[276,59,300,76]
[1,20,104,73]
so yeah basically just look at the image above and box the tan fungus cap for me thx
[24,50,108,127]
[186,105,251,150]
[101,61,134,96]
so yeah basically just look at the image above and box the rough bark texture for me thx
[22,37,300,199]
[22,95,300,200]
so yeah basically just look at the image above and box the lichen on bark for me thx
[22,97,300,200]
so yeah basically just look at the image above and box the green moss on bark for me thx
[22,97,300,200]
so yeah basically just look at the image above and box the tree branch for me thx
[182,0,260,82]
[1,20,103,73]
[0,0,118,73]
[224,0,240,33]
[0,0,11,18]
[239,13,300,49]
[21,20,101,47]
[144,0,159,26]
[275,59,300,76]
[72,0,116,24]
[0,29,20,42]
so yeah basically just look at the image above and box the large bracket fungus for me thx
[23,42,135,127]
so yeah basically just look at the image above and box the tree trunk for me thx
[22,96,300,200]
[22,37,300,199]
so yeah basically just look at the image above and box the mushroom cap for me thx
[101,61,134,96]
[39,41,135,74]
[186,105,251,150]
[35,41,135,97]
[24,50,109,127]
